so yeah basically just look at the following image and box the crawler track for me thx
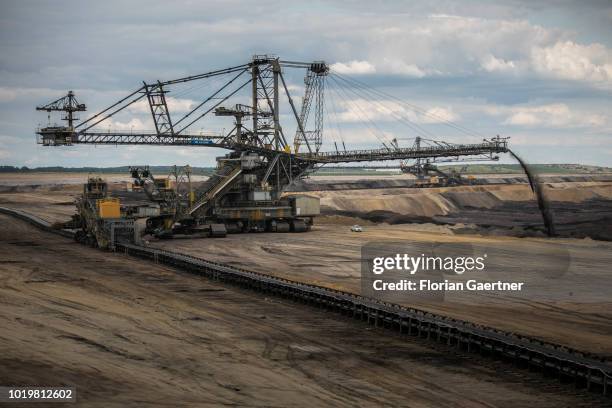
[1,206,610,397]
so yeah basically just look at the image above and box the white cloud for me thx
[330,60,376,75]
[484,103,606,128]
[108,118,151,132]
[285,83,304,94]
[380,58,428,77]
[2,3,612,167]
[531,41,612,85]
[504,133,611,147]
[420,107,460,123]
[327,14,611,87]
[166,97,199,113]
[481,54,517,72]
[504,111,539,126]
[352,14,555,79]
[331,59,430,77]
[128,96,198,114]
[332,98,461,124]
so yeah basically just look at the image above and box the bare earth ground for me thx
[3,214,606,407]
[152,218,612,356]
[1,173,611,358]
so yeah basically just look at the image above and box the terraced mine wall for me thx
[288,174,612,192]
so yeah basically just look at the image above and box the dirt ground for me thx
[3,214,604,407]
[152,217,612,356]
[1,173,611,358]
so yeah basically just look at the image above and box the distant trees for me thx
[0,166,30,172]
[0,165,215,175]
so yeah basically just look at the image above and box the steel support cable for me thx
[331,75,418,148]
[335,74,486,137]
[173,68,249,128]
[337,78,437,140]
[325,81,348,149]
[164,79,199,99]
[76,86,145,129]
[169,74,221,99]
[170,68,235,98]
[333,72,475,137]
[81,69,248,133]
[161,73,243,136]
[310,79,341,156]
[322,88,348,153]
[79,92,148,133]
[328,78,384,150]
[38,94,68,109]
[158,64,250,86]
[328,76,395,149]
[331,74,436,139]
[326,79,384,148]
[333,72,486,138]
[175,77,253,135]
[172,67,246,100]
[328,76,391,147]
[279,70,312,154]
[322,91,341,152]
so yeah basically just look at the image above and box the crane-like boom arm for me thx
[38,125,507,164]
[35,55,509,181]
[300,137,508,164]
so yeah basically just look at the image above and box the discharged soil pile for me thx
[311,182,612,240]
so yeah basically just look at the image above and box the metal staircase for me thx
[188,162,243,216]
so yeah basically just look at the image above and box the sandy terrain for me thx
[311,182,612,217]
[3,214,604,407]
[151,217,612,357]
[1,173,611,358]
[0,172,133,186]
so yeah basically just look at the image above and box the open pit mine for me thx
[1,55,611,406]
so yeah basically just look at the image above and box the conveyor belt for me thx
[1,206,609,397]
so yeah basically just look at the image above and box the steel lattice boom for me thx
[35,55,508,165]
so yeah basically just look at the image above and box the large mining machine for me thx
[127,165,201,237]
[35,55,509,247]
[72,177,135,248]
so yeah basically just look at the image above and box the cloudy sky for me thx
[0,0,611,167]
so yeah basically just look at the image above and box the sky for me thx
[0,0,611,168]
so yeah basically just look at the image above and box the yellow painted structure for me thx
[97,198,121,219]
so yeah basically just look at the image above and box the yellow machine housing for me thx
[97,198,121,219]
[155,178,171,189]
